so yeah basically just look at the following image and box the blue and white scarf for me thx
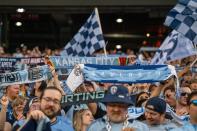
[82,64,177,83]
[0,65,51,87]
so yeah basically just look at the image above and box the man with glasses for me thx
[172,91,197,131]
[20,86,74,131]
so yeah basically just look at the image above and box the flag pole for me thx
[190,43,197,67]
[94,8,107,57]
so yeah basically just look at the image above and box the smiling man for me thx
[20,86,74,131]
[144,97,178,131]
[171,91,197,131]
[87,85,149,131]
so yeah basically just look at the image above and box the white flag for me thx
[151,30,197,64]
[66,64,84,92]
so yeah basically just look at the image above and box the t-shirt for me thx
[144,119,178,131]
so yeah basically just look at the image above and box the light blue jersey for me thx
[144,119,178,131]
[87,115,149,131]
[51,116,74,131]
[171,122,197,131]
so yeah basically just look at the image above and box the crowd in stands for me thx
[0,44,196,131]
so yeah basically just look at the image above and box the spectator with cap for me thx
[171,91,197,131]
[144,97,178,131]
[87,85,149,131]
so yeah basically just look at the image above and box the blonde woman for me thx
[73,109,94,131]
[12,96,27,121]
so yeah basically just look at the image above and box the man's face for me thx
[7,84,20,99]
[189,95,197,122]
[164,89,176,107]
[179,87,191,106]
[190,83,197,91]
[106,103,128,123]
[145,108,164,125]
[40,89,61,119]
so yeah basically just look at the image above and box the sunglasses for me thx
[180,92,191,97]
[190,100,197,106]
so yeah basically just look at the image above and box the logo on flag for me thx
[164,0,197,44]
[60,8,105,56]
[151,30,197,64]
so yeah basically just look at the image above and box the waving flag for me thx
[151,30,197,64]
[164,0,197,44]
[60,8,105,56]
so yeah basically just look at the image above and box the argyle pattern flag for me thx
[164,0,197,44]
[60,8,105,56]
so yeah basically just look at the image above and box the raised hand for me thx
[0,96,9,107]
[30,110,46,120]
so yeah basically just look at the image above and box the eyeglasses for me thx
[190,100,197,106]
[180,92,190,97]
[42,97,60,105]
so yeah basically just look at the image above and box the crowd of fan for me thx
[0,45,196,131]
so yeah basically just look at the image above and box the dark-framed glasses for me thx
[42,97,60,105]
[180,92,191,97]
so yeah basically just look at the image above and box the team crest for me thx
[74,65,82,76]
[110,86,117,94]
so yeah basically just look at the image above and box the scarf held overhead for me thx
[83,64,177,83]
[0,65,51,87]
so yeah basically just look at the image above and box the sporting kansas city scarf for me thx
[82,64,177,83]
[66,64,178,92]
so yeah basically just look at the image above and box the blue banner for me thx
[82,64,176,83]
[0,57,44,70]
[49,56,124,68]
